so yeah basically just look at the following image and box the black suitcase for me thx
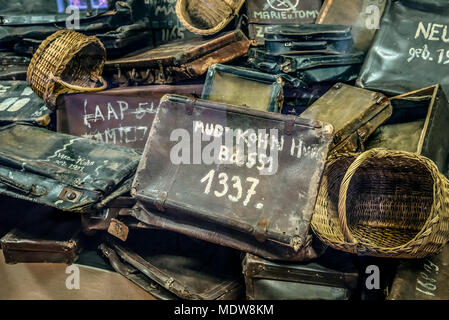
[100,229,244,300]
[0,124,141,213]
[0,81,53,128]
[0,52,30,81]
[131,94,334,261]
[357,0,449,95]
[243,249,359,300]
[248,48,364,87]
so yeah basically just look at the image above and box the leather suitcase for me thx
[247,48,364,87]
[246,0,323,45]
[316,0,387,52]
[103,30,251,87]
[0,124,141,213]
[0,81,53,128]
[202,64,284,113]
[57,84,203,149]
[357,0,449,96]
[131,94,334,261]
[243,249,359,300]
[99,242,178,300]
[0,210,82,264]
[0,52,30,81]
[100,229,244,300]
[0,1,135,49]
[300,83,392,154]
[264,24,354,55]
[388,245,449,300]
[365,85,449,173]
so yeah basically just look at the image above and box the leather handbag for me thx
[357,0,449,95]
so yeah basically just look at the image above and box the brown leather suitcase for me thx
[104,30,250,87]
[0,210,82,264]
[388,245,449,300]
[316,0,387,52]
[300,83,392,155]
[365,84,449,174]
[131,94,334,261]
[100,229,244,300]
[247,0,323,45]
[57,84,203,149]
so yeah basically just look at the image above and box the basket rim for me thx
[175,0,246,35]
[311,149,449,257]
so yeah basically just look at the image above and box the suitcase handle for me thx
[0,173,47,197]
[257,62,278,72]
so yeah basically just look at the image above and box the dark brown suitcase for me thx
[247,0,323,45]
[100,229,244,300]
[104,30,250,87]
[300,83,392,155]
[243,249,359,300]
[365,84,449,173]
[131,94,334,261]
[316,0,387,52]
[0,210,82,264]
[388,245,449,300]
[57,84,203,149]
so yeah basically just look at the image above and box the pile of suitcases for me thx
[2,0,449,301]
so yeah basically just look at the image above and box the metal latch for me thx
[58,187,82,203]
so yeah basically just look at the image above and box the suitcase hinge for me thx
[185,99,196,116]
[58,187,82,203]
[284,119,295,135]
[155,191,168,212]
[253,219,269,243]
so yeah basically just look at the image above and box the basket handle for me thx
[338,149,382,244]
[50,74,108,92]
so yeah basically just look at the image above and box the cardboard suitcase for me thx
[246,0,323,45]
[202,64,284,113]
[243,249,359,300]
[316,0,387,52]
[100,229,244,300]
[131,94,333,261]
[104,30,251,87]
[57,84,203,149]
[365,85,449,173]
[0,209,82,264]
[0,124,141,213]
[0,81,52,128]
[300,83,392,154]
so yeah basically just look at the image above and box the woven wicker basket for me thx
[27,30,107,109]
[311,148,449,258]
[176,0,245,35]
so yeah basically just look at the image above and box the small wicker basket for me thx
[311,148,449,258]
[27,30,107,109]
[176,0,245,35]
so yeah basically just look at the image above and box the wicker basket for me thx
[311,148,449,258]
[176,0,245,35]
[27,30,107,109]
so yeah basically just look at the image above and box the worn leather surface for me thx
[0,124,141,213]
[104,30,250,86]
[58,84,203,149]
[202,64,284,113]
[389,245,449,300]
[357,0,449,95]
[103,229,244,300]
[300,83,392,153]
[247,0,323,44]
[132,94,334,261]
[316,0,387,52]
[0,81,52,128]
